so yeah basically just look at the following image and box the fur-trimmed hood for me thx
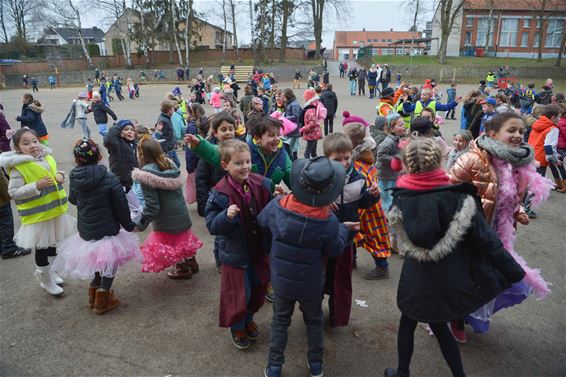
[131,162,183,191]
[388,194,476,263]
[28,103,44,113]
[353,138,376,165]
[0,145,53,170]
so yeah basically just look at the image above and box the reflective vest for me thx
[376,102,394,117]
[12,155,68,225]
[396,102,411,128]
[414,100,437,118]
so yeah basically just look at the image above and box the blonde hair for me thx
[342,123,366,147]
[323,132,353,156]
[220,139,250,163]
[402,137,442,174]
[137,135,171,171]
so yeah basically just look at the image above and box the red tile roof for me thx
[334,31,422,48]
[464,0,566,11]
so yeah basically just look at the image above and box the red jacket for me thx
[528,115,557,167]
[300,100,323,141]
[558,117,566,150]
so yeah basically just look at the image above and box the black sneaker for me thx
[363,266,389,280]
[229,328,249,350]
[265,365,282,377]
[1,248,31,259]
[384,367,410,377]
[307,360,323,377]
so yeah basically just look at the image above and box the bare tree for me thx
[279,0,294,62]
[171,0,184,65]
[555,28,566,67]
[307,0,347,59]
[436,0,464,64]
[228,0,239,60]
[1,0,10,42]
[6,0,36,40]
[483,0,495,54]
[184,0,194,66]
[222,0,227,62]
[249,0,257,65]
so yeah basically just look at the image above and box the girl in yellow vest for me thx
[0,128,76,296]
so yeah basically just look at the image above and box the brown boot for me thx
[88,286,97,308]
[93,289,120,314]
[556,179,566,193]
[186,257,199,274]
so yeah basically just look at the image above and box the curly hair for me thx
[402,137,442,174]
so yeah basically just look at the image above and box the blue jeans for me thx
[97,123,108,136]
[0,202,18,255]
[268,293,324,367]
[166,150,181,168]
[77,118,90,139]
[132,181,144,207]
[349,80,357,94]
[378,179,396,212]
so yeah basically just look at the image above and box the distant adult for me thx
[348,67,358,96]
[185,66,190,80]
[319,84,338,135]
[368,65,378,99]
[380,64,391,90]
[323,71,330,86]
[94,68,100,83]
[177,67,184,81]
[358,67,367,96]
[375,65,383,97]
[339,62,345,78]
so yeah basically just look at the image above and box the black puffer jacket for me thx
[157,113,175,153]
[103,124,138,188]
[389,184,525,324]
[319,89,338,117]
[195,136,226,217]
[69,164,135,241]
[89,101,117,124]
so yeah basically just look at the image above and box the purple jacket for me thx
[0,111,11,152]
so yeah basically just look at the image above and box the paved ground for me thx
[0,64,564,377]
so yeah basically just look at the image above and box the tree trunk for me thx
[537,0,546,62]
[279,0,290,62]
[410,0,419,56]
[69,0,94,68]
[121,0,133,67]
[139,2,149,67]
[555,28,566,67]
[436,0,463,64]
[222,0,227,63]
[269,0,276,49]
[0,0,9,43]
[484,5,493,53]
[229,0,239,60]
[171,0,184,65]
[438,34,448,64]
[311,0,324,60]
[249,0,259,66]
[185,0,193,66]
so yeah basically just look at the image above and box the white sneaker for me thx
[35,266,64,296]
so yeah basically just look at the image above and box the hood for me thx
[532,116,557,132]
[132,162,183,190]
[0,145,52,169]
[272,197,333,245]
[388,193,476,262]
[70,164,108,191]
[304,97,319,107]
[29,103,44,113]
[352,138,375,164]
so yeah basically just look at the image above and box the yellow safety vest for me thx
[414,100,436,118]
[396,102,412,128]
[12,155,68,225]
[376,102,394,117]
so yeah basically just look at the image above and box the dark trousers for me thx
[445,108,456,119]
[91,271,115,290]
[36,247,56,267]
[397,314,465,377]
[116,90,124,101]
[0,202,18,256]
[268,293,324,367]
[304,140,318,159]
[339,70,344,78]
[358,81,365,96]
[537,165,566,180]
[324,116,334,135]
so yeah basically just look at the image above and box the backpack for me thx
[520,90,535,108]
[315,101,327,120]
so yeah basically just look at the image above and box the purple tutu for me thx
[53,230,143,279]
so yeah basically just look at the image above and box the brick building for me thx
[430,0,565,58]
[333,30,425,60]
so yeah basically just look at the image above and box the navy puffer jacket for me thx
[69,164,135,241]
[258,197,350,300]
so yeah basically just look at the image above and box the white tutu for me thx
[15,213,76,249]
[52,229,143,280]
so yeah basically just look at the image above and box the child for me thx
[445,130,472,171]
[478,80,487,94]
[445,82,457,120]
[171,102,186,142]
[103,120,138,192]
[86,79,94,101]
[0,128,76,295]
[184,103,209,204]
[528,104,566,192]
[323,133,379,326]
[156,100,181,167]
[282,89,302,161]
[228,108,246,139]
[133,136,202,279]
[384,137,525,377]
[520,82,537,115]
[126,78,136,100]
[558,103,566,160]
[210,87,222,113]
[300,89,324,159]
[74,92,90,139]
[395,71,401,88]
[450,112,552,337]
[248,97,265,120]
[376,113,405,211]
[259,156,352,377]
[88,92,117,137]
[205,139,272,350]
[479,97,497,134]
[343,122,392,280]
[53,139,141,314]
[16,93,49,145]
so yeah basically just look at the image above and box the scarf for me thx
[476,134,534,167]
[226,175,251,205]
[396,169,450,191]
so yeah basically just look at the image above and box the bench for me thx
[220,65,254,83]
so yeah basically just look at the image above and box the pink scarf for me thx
[396,169,450,190]
[492,157,553,299]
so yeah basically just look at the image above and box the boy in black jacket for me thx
[87,92,117,136]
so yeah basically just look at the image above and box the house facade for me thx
[38,27,107,55]
[430,0,566,58]
[104,9,233,55]
[333,30,424,60]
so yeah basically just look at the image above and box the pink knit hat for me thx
[342,111,369,127]
[303,89,316,102]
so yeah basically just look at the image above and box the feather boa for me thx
[492,157,553,299]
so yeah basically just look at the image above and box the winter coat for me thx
[205,174,272,267]
[446,88,456,103]
[171,111,185,141]
[258,195,350,300]
[536,89,552,105]
[0,169,10,207]
[0,111,12,152]
[69,164,135,241]
[557,117,566,150]
[381,68,391,83]
[210,91,222,108]
[299,100,322,141]
[528,115,559,167]
[284,98,302,125]
[184,120,201,174]
[132,161,191,234]
[74,100,89,119]
[358,69,367,82]
[319,89,338,117]
[249,140,292,187]
[103,124,138,188]
[89,101,117,124]
[239,95,254,117]
[376,134,400,181]
[367,70,378,86]
[156,113,176,153]
[17,102,48,138]
[389,184,525,323]
[195,136,226,216]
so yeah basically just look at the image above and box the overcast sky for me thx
[81,0,434,48]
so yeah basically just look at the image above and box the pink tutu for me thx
[53,230,143,279]
[185,172,196,204]
[141,228,203,273]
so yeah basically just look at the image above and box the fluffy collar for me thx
[387,196,476,262]
[0,146,53,169]
[131,167,183,190]
[352,139,375,164]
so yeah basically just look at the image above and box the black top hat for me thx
[291,157,345,207]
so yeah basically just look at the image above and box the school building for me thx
[332,30,426,61]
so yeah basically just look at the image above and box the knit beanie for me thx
[303,89,316,102]
[116,119,134,130]
[374,116,387,130]
[74,139,101,166]
[453,130,472,143]
[342,111,369,127]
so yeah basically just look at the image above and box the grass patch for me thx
[370,55,559,67]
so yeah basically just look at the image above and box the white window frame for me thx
[521,32,529,47]
[466,17,473,27]
[534,32,540,47]
[476,18,495,47]
[523,18,530,28]
[499,18,518,47]
[545,19,564,48]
